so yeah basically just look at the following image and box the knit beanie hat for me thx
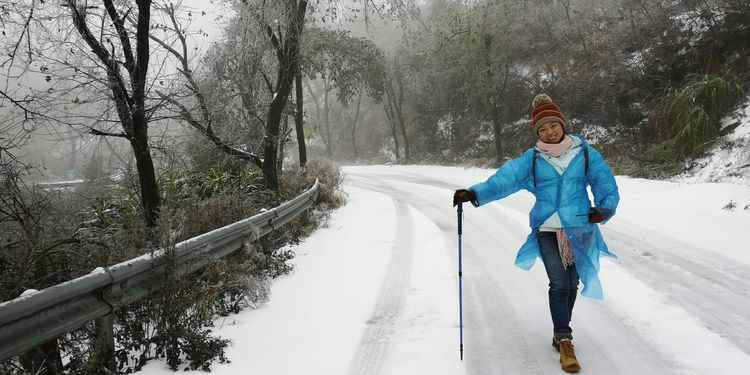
[531,94,565,134]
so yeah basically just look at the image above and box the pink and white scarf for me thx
[556,228,574,268]
[536,135,573,157]
[536,135,576,268]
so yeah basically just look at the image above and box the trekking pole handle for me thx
[457,201,463,235]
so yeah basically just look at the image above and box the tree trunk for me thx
[294,68,307,167]
[323,77,333,158]
[131,1,160,227]
[394,101,410,160]
[263,96,284,191]
[278,112,289,173]
[482,33,508,161]
[69,138,77,178]
[304,80,321,128]
[389,66,410,160]
[262,0,307,191]
[490,105,503,159]
[383,101,401,160]
[130,121,160,227]
[351,90,363,159]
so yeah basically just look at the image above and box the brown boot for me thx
[555,338,581,373]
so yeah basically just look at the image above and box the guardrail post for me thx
[259,232,272,257]
[94,314,116,373]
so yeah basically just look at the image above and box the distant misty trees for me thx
[369,0,750,163]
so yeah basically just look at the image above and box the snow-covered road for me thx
[142,165,750,375]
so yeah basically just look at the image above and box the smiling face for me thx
[537,121,564,144]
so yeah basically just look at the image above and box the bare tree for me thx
[61,0,161,226]
[155,0,307,191]
[1,1,165,227]
[261,0,308,190]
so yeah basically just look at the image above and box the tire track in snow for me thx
[364,169,750,353]
[348,176,544,374]
[460,241,545,375]
[458,205,674,375]
[347,170,676,374]
[347,197,415,375]
[603,226,750,354]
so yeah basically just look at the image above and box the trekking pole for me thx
[457,201,464,361]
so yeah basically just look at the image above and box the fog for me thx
[0,0,421,182]
[2,0,745,182]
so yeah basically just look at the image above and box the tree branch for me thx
[157,90,263,168]
[0,90,33,120]
[66,0,134,135]
[266,23,283,63]
[89,128,129,138]
[154,4,213,127]
[149,33,182,62]
[103,0,136,75]
[0,2,35,69]
[260,69,274,94]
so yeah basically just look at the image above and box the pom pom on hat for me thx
[530,93,565,133]
[532,94,553,109]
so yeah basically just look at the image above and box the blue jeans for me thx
[537,231,580,334]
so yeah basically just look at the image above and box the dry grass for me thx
[282,159,346,209]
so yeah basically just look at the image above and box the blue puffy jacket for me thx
[469,137,619,299]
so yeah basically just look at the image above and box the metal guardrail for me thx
[0,179,320,364]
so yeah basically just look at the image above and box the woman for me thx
[452,94,619,373]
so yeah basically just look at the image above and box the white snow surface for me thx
[140,165,750,375]
[19,289,38,297]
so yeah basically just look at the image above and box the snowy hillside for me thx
[678,95,750,185]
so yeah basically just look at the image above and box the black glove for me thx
[453,189,476,207]
[588,207,613,223]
